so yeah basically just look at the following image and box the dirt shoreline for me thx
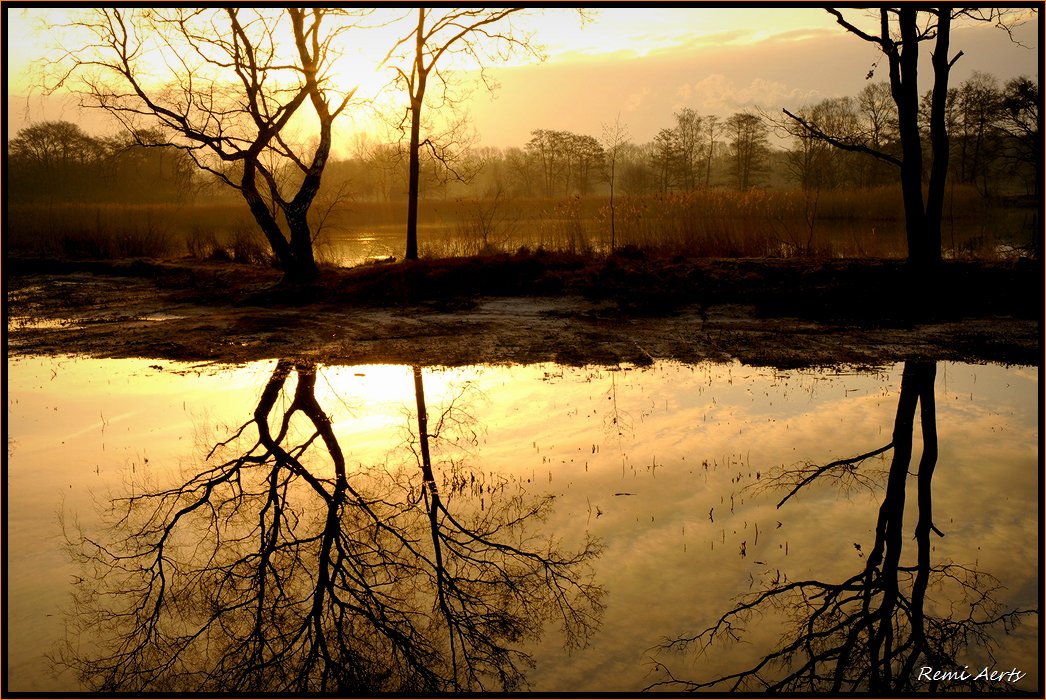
[5,256,1041,369]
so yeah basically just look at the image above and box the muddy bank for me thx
[5,255,1041,369]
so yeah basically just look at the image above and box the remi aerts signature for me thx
[918,666,1026,684]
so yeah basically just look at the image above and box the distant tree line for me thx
[783,73,1040,197]
[9,72,1037,208]
[313,71,1038,202]
[8,121,196,204]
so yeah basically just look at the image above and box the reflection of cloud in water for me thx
[48,360,603,692]
[5,358,1037,692]
[452,361,1037,690]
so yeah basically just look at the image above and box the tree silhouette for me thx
[46,8,366,283]
[998,75,1042,204]
[783,97,862,191]
[645,361,1035,693]
[673,107,705,191]
[384,8,537,260]
[56,360,603,692]
[783,8,1030,268]
[601,116,630,251]
[725,111,769,191]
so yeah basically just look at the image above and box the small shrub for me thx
[186,226,222,259]
[112,221,173,257]
[229,226,270,265]
[208,245,232,262]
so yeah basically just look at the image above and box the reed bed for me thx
[6,185,1032,264]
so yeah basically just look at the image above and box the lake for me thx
[5,356,1039,692]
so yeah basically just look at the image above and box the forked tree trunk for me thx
[240,169,321,285]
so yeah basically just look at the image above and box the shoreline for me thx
[5,255,1041,369]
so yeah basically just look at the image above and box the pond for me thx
[6,356,1039,692]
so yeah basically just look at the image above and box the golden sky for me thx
[5,7,1040,150]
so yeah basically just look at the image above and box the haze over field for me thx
[6,6,1039,152]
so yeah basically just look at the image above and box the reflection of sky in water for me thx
[6,356,1039,692]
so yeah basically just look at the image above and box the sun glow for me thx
[503,7,843,64]
[314,364,482,467]
[8,6,1038,157]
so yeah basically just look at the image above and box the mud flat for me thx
[5,255,1040,368]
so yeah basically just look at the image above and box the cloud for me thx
[762,26,840,44]
[623,87,650,113]
[674,74,821,112]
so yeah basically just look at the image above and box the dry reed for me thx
[6,185,1031,264]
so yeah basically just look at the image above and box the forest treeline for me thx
[8,122,195,204]
[8,72,1039,207]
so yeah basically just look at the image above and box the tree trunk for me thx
[282,130,332,284]
[608,160,616,252]
[284,211,321,284]
[406,97,423,261]
[903,361,938,682]
[890,8,931,268]
[924,8,952,266]
[404,9,427,262]
[866,358,921,691]
[413,365,435,483]
[240,166,319,284]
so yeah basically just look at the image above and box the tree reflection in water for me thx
[647,361,1035,693]
[57,360,604,693]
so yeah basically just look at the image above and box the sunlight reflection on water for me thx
[5,356,1039,692]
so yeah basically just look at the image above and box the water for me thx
[5,356,1039,692]
[318,205,1036,267]
[321,224,407,267]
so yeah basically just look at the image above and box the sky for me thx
[5,6,1040,153]
[465,7,1040,147]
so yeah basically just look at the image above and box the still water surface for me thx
[6,356,1039,692]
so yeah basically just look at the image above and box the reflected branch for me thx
[410,364,604,690]
[772,442,893,509]
[647,361,1035,693]
[57,361,603,692]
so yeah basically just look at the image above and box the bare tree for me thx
[946,72,1003,194]
[601,116,630,251]
[703,115,721,188]
[725,111,769,191]
[646,362,1035,692]
[526,129,565,198]
[503,145,539,197]
[523,129,603,197]
[855,81,901,186]
[651,128,679,194]
[408,366,605,688]
[56,360,603,692]
[674,107,704,191]
[383,8,539,260]
[567,133,606,196]
[783,8,1030,267]
[783,97,862,190]
[352,134,406,202]
[997,74,1042,257]
[10,120,201,207]
[45,8,366,283]
[9,121,103,201]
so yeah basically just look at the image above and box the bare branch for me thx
[782,108,902,167]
